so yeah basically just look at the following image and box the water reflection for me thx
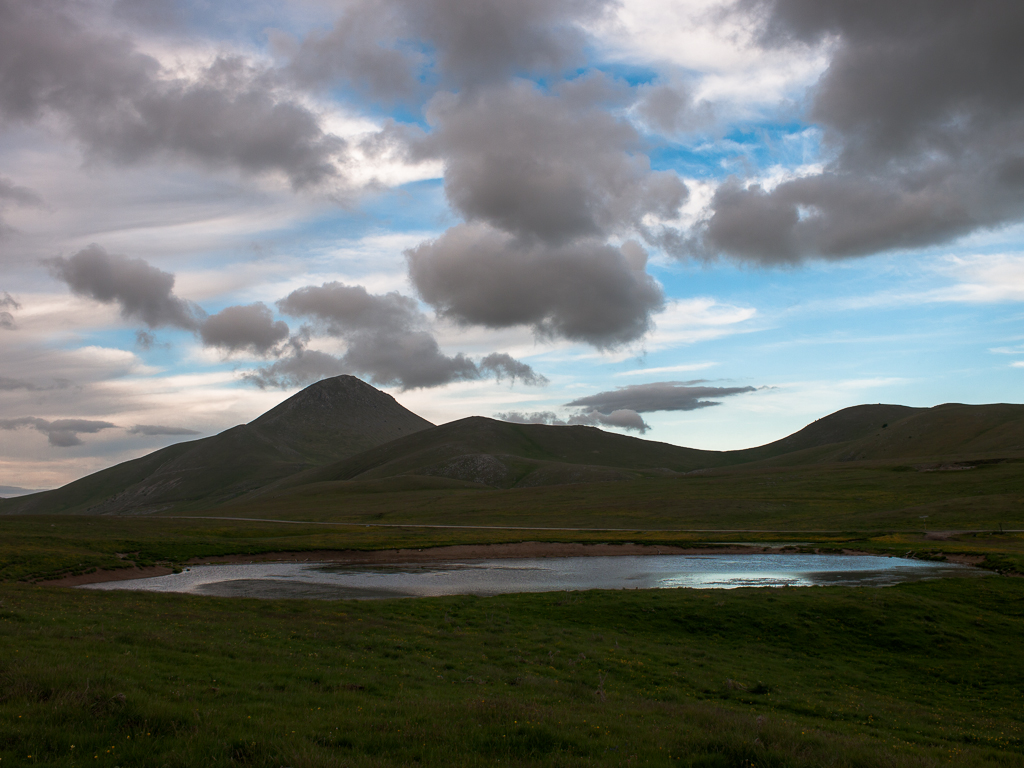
[83,553,980,600]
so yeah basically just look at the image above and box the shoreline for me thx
[39,541,985,587]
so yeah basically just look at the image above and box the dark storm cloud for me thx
[199,302,289,355]
[691,0,1024,262]
[0,1,344,188]
[565,381,757,413]
[0,416,117,447]
[407,225,664,347]
[273,281,547,390]
[286,0,611,102]
[416,83,687,244]
[127,424,201,436]
[496,408,649,433]
[46,244,202,330]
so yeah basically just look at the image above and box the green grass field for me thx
[2,577,1023,767]
[2,451,1023,766]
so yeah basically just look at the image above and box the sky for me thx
[1,0,1023,491]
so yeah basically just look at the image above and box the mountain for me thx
[255,415,721,494]
[3,382,1022,516]
[739,402,1024,468]
[0,485,51,498]
[0,376,433,515]
[251,403,959,495]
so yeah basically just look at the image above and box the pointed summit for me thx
[1,376,433,515]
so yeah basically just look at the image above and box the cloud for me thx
[400,79,682,349]
[407,224,664,347]
[496,410,565,425]
[241,345,349,390]
[46,244,202,330]
[496,408,649,433]
[199,302,290,355]
[417,82,687,243]
[0,175,44,238]
[565,381,757,413]
[0,377,38,391]
[0,416,117,447]
[0,377,71,392]
[497,380,758,435]
[270,281,547,389]
[127,424,201,436]
[0,291,20,330]
[687,0,1024,262]
[0,1,345,189]
[286,0,612,102]
[479,353,549,386]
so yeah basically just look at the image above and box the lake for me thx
[82,553,979,600]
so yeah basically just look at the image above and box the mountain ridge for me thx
[2,377,1022,516]
[0,376,433,515]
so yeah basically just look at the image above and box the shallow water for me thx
[82,553,979,600]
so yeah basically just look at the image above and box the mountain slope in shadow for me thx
[256,403,978,496]
[3,374,1022,516]
[0,376,433,515]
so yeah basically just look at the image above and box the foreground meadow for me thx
[1,575,1022,767]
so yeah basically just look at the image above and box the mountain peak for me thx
[250,375,400,428]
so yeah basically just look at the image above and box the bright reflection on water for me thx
[82,554,979,600]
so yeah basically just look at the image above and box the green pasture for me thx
[1,576,1022,767]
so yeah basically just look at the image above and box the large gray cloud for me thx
[46,244,202,330]
[565,381,757,413]
[199,302,289,355]
[0,416,117,447]
[689,0,1024,263]
[400,80,682,347]
[0,0,344,188]
[286,0,611,103]
[46,246,293,356]
[417,82,686,243]
[255,281,548,390]
[407,225,664,347]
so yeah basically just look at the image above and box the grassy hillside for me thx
[259,416,720,493]
[257,403,1024,495]
[4,397,1023,515]
[0,376,432,516]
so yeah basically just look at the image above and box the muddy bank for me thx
[183,541,801,567]
[41,565,173,587]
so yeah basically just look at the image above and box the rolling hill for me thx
[1,372,1022,517]
[0,376,433,515]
